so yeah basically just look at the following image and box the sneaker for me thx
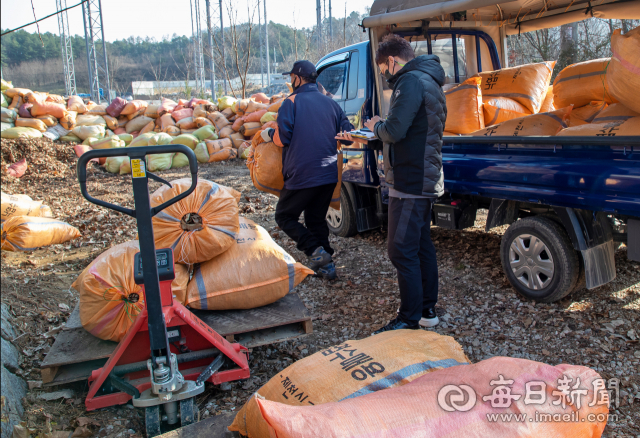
[372,317,419,335]
[307,247,332,271]
[396,307,440,328]
[316,262,337,280]
[420,307,439,328]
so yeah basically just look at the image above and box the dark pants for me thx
[388,196,438,324]
[275,183,335,257]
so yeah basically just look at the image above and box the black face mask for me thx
[383,61,394,81]
[291,76,301,92]
[382,59,405,83]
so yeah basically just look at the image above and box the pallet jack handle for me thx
[77,145,198,218]
[77,145,198,380]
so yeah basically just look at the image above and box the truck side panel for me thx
[442,143,640,218]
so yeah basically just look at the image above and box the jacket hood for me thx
[390,55,445,87]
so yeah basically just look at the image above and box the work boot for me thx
[316,262,337,280]
[307,247,332,271]
[372,317,419,335]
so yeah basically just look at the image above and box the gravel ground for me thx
[1,137,639,437]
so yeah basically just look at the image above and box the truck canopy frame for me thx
[364,0,640,34]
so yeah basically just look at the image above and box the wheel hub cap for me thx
[509,234,555,290]
[326,206,342,229]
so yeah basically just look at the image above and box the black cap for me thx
[282,60,317,78]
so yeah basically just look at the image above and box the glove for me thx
[261,128,275,143]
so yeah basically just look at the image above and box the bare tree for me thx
[170,43,196,98]
[211,1,258,98]
[144,54,172,98]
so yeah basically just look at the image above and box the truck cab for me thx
[315,0,640,303]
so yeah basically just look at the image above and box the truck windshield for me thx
[411,36,467,84]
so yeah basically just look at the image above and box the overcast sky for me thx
[1,0,371,42]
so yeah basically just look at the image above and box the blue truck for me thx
[316,0,640,303]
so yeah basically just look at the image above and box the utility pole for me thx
[82,0,111,103]
[329,0,333,40]
[316,0,322,49]
[343,2,346,47]
[219,0,227,94]
[323,0,326,50]
[205,0,216,99]
[258,0,264,88]
[56,0,76,96]
[190,0,206,96]
[264,0,270,90]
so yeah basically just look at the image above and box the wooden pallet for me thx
[41,294,312,387]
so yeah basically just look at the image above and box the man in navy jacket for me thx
[262,60,353,279]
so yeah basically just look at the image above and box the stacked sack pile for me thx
[73,178,314,342]
[555,27,640,137]
[1,76,289,171]
[442,26,639,137]
[192,92,286,164]
[1,192,80,251]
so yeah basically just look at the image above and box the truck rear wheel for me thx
[500,217,579,302]
[326,186,357,237]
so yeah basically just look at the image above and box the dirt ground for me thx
[1,137,639,437]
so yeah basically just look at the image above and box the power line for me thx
[1,0,88,37]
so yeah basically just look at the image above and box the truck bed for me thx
[442,136,640,218]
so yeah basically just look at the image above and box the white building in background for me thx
[131,74,283,96]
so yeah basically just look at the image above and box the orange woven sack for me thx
[206,138,233,153]
[230,329,470,438]
[208,147,237,162]
[607,27,640,113]
[471,106,572,137]
[478,61,555,114]
[150,179,240,265]
[256,356,608,438]
[568,101,607,126]
[553,58,618,108]
[1,216,80,251]
[557,116,640,136]
[592,103,640,124]
[1,193,50,219]
[539,85,555,113]
[444,77,484,134]
[1,193,43,220]
[30,101,66,119]
[246,141,284,196]
[16,118,47,132]
[67,95,87,113]
[482,96,531,126]
[182,217,313,311]
[74,241,189,342]
[120,100,148,116]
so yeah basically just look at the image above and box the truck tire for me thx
[500,217,579,302]
[326,186,357,237]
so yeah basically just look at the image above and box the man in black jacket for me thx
[364,34,447,333]
[262,60,354,279]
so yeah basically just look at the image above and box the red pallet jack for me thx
[77,145,250,435]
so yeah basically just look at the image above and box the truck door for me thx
[343,51,365,127]
[316,52,350,111]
